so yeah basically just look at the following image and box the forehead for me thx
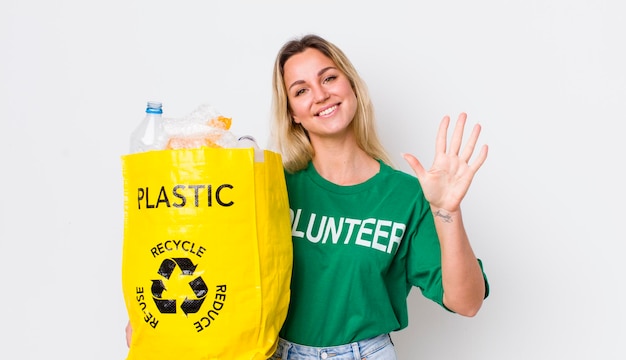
[283,48,336,84]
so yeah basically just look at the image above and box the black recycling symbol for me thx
[151,258,208,315]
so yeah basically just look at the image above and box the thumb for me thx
[402,153,426,179]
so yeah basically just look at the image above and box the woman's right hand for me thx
[125,321,132,347]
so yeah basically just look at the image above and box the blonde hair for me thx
[270,34,392,173]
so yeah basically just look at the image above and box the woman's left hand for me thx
[403,112,488,212]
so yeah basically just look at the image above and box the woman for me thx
[268,34,489,359]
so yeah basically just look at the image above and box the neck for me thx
[310,138,380,186]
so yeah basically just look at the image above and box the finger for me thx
[459,123,481,163]
[469,144,489,172]
[402,153,426,180]
[125,321,132,348]
[448,112,467,155]
[435,115,451,155]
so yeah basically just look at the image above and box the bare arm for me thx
[431,207,485,316]
[403,113,488,316]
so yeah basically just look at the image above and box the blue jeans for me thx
[269,334,397,360]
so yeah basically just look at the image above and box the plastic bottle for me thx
[129,101,168,153]
[236,135,264,162]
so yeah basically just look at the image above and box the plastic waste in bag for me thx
[130,101,168,153]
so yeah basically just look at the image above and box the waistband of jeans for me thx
[278,333,391,353]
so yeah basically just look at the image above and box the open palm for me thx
[403,113,488,212]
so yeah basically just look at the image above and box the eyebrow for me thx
[287,66,337,91]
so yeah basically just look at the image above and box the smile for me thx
[316,105,338,117]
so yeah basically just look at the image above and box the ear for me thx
[289,108,301,124]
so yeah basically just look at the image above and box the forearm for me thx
[432,207,486,317]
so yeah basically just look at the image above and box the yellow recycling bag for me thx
[121,147,292,360]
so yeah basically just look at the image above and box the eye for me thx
[294,88,307,97]
[323,75,337,84]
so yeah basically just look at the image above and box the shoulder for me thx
[379,162,422,189]
[284,167,305,182]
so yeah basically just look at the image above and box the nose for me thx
[313,85,329,103]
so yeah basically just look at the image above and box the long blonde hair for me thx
[270,34,392,173]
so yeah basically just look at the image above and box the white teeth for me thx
[318,105,336,116]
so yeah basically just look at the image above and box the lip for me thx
[315,103,339,117]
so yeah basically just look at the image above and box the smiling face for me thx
[283,48,358,142]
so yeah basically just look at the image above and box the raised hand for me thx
[402,113,488,212]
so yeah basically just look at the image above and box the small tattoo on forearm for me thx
[435,210,453,223]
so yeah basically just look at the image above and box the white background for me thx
[1,1,624,359]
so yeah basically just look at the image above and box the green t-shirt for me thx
[279,160,488,347]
